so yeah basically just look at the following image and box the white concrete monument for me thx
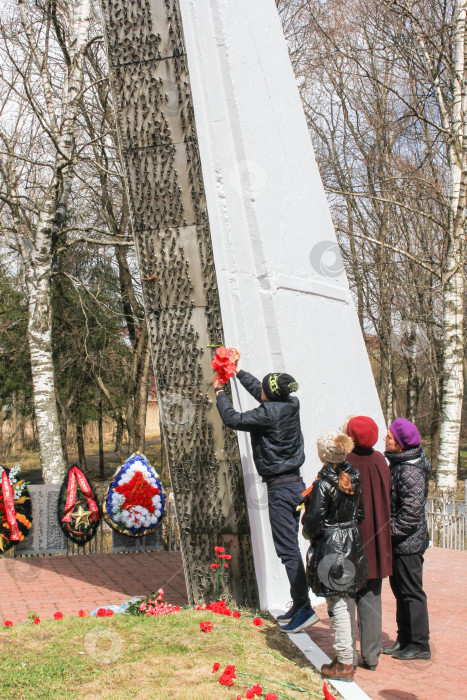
[180,0,386,610]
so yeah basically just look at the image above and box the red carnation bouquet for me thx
[211,347,236,383]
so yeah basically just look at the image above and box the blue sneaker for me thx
[276,603,297,622]
[280,608,319,633]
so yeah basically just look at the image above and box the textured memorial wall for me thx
[98,0,258,606]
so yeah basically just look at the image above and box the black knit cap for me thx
[262,373,299,401]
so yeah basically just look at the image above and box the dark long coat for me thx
[346,447,392,579]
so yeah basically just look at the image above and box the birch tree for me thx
[280,0,466,490]
[0,0,91,482]
[377,0,467,491]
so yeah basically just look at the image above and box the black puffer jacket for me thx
[216,370,305,482]
[385,447,431,556]
[303,463,369,597]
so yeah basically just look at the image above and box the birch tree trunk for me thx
[437,0,467,492]
[17,0,91,483]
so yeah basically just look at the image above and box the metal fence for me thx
[426,498,467,550]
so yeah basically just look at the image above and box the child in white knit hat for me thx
[302,429,369,682]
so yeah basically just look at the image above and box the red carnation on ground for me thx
[220,674,235,686]
[4,621,13,627]
[212,662,220,673]
[223,664,236,677]
[96,608,107,617]
[219,664,236,686]
[78,610,86,617]
[252,684,262,696]
[323,682,337,700]
[200,621,213,633]
[265,694,278,700]
[245,689,255,699]
[53,612,63,620]
[253,617,263,626]
[33,617,40,625]
[233,610,240,618]
[105,609,114,617]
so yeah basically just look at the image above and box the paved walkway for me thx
[0,552,188,623]
[308,547,466,700]
[0,547,465,699]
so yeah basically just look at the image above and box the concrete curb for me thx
[270,610,372,700]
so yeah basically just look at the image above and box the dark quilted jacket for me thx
[216,369,305,482]
[385,447,431,556]
[303,463,369,597]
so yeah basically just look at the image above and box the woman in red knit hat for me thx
[344,416,392,670]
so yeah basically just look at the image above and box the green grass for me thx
[0,610,331,700]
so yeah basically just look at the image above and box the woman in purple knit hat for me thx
[383,418,431,661]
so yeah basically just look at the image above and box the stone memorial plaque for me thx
[15,485,67,556]
[112,528,164,553]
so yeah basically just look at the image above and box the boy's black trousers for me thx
[267,478,311,611]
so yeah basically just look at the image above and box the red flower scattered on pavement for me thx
[265,694,278,700]
[200,621,213,633]
[78,610,86,617]
[253,617,263,626]
[4,621,13,627]
[33,617,40,625]
[53,612,63,620]
[323,682,337,700]
[212,662,220,673]
[233,610,240,618]
[210,563,219,570]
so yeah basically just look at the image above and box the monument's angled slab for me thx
[179,0,385,609]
